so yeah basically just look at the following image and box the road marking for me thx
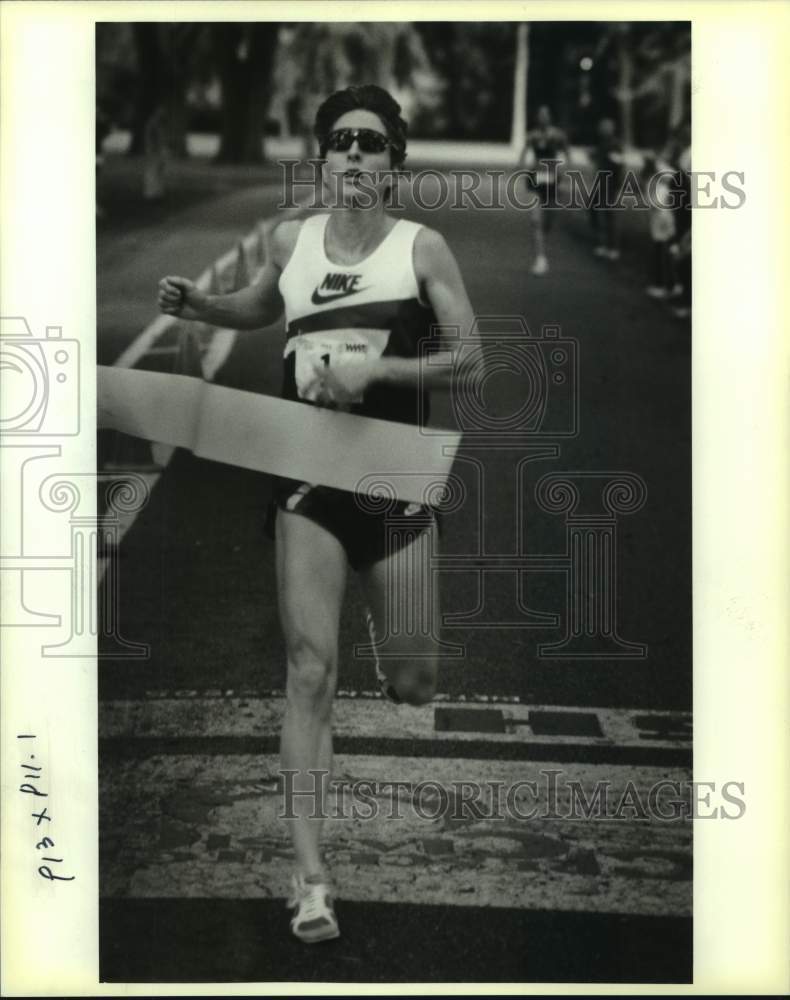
[202,327,238,381]
[100,695,690,753]
[101,699,691,915]
[100,751,691,916]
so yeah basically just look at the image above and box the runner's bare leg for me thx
[360,521,440,705]
[534,204,547,260]
[276,509,347,877]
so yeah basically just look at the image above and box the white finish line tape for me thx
[98,366,460,503]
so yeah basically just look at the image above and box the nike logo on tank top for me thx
[278,214,436,425]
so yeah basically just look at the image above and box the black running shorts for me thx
[267,477,437,571]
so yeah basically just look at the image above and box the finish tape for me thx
[98,366,461,504]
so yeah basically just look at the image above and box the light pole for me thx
[510,22,529,153]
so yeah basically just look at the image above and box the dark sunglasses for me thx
[325,127,391,154]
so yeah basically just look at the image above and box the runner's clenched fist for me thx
[158,275,207,320]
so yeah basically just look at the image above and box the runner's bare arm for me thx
[157,221,300,330]
[374,227,475,388]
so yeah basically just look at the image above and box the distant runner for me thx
[517,105,568,276]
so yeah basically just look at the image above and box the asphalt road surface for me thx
[97,160,692,984]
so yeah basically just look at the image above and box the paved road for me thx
[97,162,692,984]
[99,691,691,983]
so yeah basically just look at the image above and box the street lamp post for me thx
[510,22,529,153]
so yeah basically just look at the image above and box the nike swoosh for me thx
[311,286,370,305]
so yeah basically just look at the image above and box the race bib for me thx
[285,328,390,404]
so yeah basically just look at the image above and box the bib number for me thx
[285,328,390,404]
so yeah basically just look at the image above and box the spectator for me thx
[96,105,113,218]
[644,154,677,299]
[669,229,691,318]
[669,126,691,318]
[143,105,168,201]
[589,117,624,260]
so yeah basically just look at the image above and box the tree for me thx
[594,22,691,149]
[279,23,434,153]
[413,23,517,140]
[115,23,207,158]
[213,23,281,163]
[129,24,167,155]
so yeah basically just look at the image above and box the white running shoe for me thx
[645,285,668,299]
[287,873,340,943]
[605,248,620,260]
[593,245,608,257]
[531,254,549,276]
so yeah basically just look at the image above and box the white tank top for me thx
[277,213,436,424]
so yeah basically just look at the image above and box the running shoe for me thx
[646,285,668,299]
[593,245,608,257]
[365,609,402,703]
[605,248,620,260]
[287,873,340,943]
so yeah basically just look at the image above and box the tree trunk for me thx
[164,23,203,159]
[130,24,189,159]
[214,23,281,164]
[668,54,688,132]
[129,24,165,155]
[616,27,634,150]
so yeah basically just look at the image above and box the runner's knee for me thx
[395,663,437,707]
[286,634,336,702]
[401,683,436,707]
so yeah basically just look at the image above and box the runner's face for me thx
[323,109,394,207]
